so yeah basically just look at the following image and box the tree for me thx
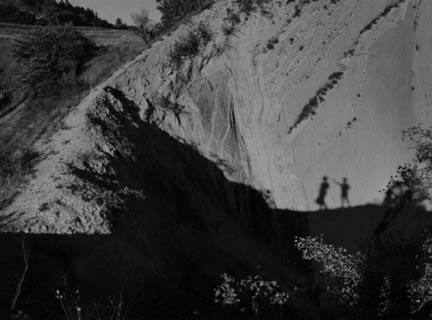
[0,0,114,27]
[115,17,127,29]
[13,25,97,96]
[131,8,153,32]
[131,8,155,42]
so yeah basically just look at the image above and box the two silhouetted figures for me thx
[316,176,351,209]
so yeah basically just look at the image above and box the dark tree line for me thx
[0,0,113,27]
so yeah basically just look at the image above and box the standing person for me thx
[316,176,330,210]
[333,177,351,208]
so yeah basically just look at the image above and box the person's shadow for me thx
[315,176,330,210]
[333,177,351,208]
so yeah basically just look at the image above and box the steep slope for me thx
[0,0,430,316]
[108,0,429,210]
[0,86,308,317]
[2,0,427,226]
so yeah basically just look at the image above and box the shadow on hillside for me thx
[0,204,429,319]
[1,85,431,319]
[294,204,431,252]
[0,89,312,319]
[2,88,428,319]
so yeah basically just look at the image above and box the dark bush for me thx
[235,0,271,15]
[0,4,36,24]
[221,8,240,36]
[196,22,212,44]
[228,11,241,24]
[266,36,279,49]
[169,23,212,68]
[236,0,254,14]
[13,25,97,96]
[156,0,214,30]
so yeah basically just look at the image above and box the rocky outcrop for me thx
[0,0,431,316]
[3,0,427,227]
[109,0,430,210]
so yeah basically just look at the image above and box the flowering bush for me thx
[407,237,432,315]
[214,273,240,306]
[214,271,296,319]
[294,235,365,306]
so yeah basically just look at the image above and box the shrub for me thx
[235,0,271,15]
[156,0,213,30]
[294,232,432,318]
[13,25,97,96]
[407,236,432,315]
[131,8,155,42]
[214,272,297,319]
[381,125,432,208]
[294,235,365,307]
[196,22,212,44]
[168,23,212,68]
[266,37,279,49]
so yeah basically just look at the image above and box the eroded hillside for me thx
[0,0,431,317]
[2,0,429,228]
[109,0,431,210]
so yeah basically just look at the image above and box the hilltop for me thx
[0,0,113,27]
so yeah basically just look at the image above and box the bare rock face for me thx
[110,0,431,210]
[0,0,430,316]
[4,0,426,229]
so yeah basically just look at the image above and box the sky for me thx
[68,0,161,25]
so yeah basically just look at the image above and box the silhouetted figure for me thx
[316,176,330,210]
[333,177,351,208]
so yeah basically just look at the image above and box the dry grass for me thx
[0,25,145,206]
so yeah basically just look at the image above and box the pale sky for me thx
[68,0,161,25]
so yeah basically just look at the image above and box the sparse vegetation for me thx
[156,0,214,30]
[294,233,431,319]
[359,0,405,35]
[288,71,344,133]
[55,288,129,320]
[168,23,212,68]
[266,37,279,49]
[235,0,271,15]
[292,124,432,319]
[13,25,97,96]
[344,0,405,58]
[221,8,241,36]
[131,8,155,42]
[214,271,296,319]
